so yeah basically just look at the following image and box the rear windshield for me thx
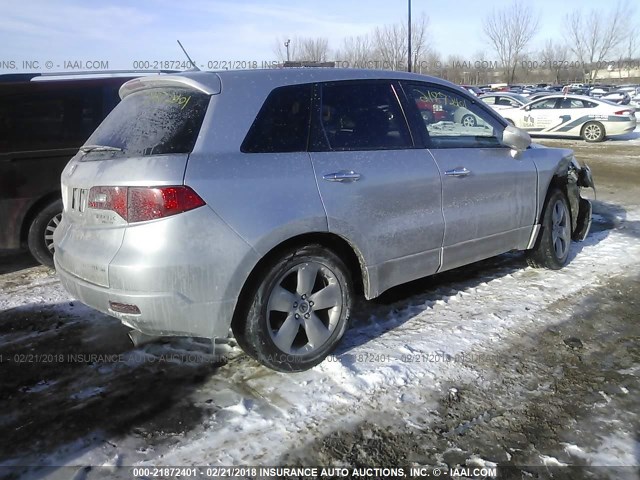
[82,87,209,158]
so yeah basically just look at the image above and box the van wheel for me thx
[527,189,571,270]
[27,200,62,268]
[233,245,352,372]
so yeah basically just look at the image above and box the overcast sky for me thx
[1,0,638,73]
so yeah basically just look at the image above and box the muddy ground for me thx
[1,133,639,479]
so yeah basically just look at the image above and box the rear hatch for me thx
[55,75,215,287]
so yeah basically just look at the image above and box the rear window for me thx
[83,87,209,158]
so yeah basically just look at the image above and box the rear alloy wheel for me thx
[527,189,572,270]
[461,114,477,127]
[233,245,352,372]
[27,200,63,268]
[581,121,605,142]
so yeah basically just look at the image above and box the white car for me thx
[501,94,636,142]
[480,93,529,113]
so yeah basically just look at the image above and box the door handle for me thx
[323,170,362,183]
[444,167,471,177]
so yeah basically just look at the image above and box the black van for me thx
[0,72,169,266]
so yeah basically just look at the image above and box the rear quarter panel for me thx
[184,81,328,305]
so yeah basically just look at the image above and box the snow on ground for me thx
[2,203,639,478]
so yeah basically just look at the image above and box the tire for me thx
[527,189,572,270]
[233,245,353,372]
[581,121,605,142]
[27,200,63,268]
[421,110,435,124]
[461,114,477,127]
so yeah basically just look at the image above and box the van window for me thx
[241,84,312,153]
[0,88,103,153]
[83,87,209,158]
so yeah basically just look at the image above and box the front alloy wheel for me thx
[233,245,352,372]
[527,189,572,270]
[550,198,570,260]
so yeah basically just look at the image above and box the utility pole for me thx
[284,39,291,62]
[407,0,412,72]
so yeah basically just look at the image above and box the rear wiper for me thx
[80,145,123,154]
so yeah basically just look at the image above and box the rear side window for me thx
[84,87,209,157]
[241,84,312,153]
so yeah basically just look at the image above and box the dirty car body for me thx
[54,69,594,371]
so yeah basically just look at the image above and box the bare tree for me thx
[443,54,466,84]
[620,27,639,79]
[564,0,634,82]
[483,0,540,84]
[299,37,330,62]
[373,22,406,70]
[418,50,443,76]
[272,36,330,62]
[373,15,430,71]
[541,40,571,84]
[469,50,497,85]
[409,14,430,70]
[336,34,375,67]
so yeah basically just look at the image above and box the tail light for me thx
[88,186,205,222]
[614,109,633,116]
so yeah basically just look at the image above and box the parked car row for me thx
[470,82,640,106]
[478,92,636,142]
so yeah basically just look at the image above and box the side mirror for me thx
[523,105,531,111]
[502,125,531,152]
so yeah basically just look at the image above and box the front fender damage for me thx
[567,159,595,241]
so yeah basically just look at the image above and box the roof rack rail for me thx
[0,69,180,82]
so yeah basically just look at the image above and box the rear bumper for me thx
[55,256,236,338]
[610,120,637,135]
[54,206,260,339]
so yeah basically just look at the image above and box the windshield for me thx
[82,87,209,158]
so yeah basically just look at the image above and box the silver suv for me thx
[54,69,594,371]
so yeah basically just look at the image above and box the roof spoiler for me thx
[118,74,221,98]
